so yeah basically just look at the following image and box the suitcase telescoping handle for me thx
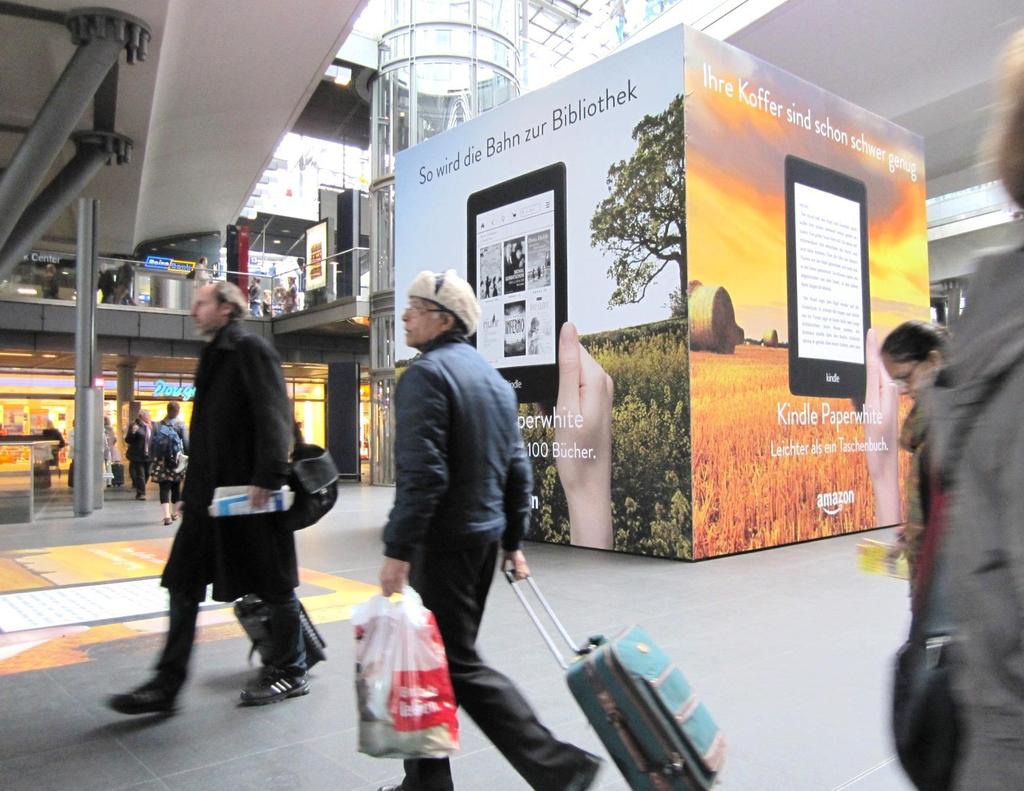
[504,571,593,670]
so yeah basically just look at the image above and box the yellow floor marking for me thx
[0,558,51,592]
[1,540,171,590]
[0,540,381,675]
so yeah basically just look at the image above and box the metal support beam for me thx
[0,8,149,254]
[0,1,64,25]
[74,198,100,516]
[0,39,122,252]
[93,61,119,132]
[0,131,131,275]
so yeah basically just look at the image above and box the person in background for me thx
[377,270,602,791]
[124,409,152,500]
[113,261,135,305]
[108,281,307,715]
[41,419,66,478]
[284,276,298,313]
[188,255,211,285]
[927,27,1024,789]
[879,321,948,594]
[151,402,189,526]
[102,415,117,486]
[248,278,262,317]
[196,255,212,284]
[40,263,59,299]
[296,258,307,310]
[97,268,117,303]
[67,419,75,487]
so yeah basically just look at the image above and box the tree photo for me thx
[590,94,686,311]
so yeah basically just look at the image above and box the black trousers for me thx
[128,460,149,495]
[154,588,306,693]
[158,480,180,504]
[402,541,587,791]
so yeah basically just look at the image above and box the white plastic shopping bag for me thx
[353,588,459,759]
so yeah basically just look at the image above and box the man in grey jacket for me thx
[926,27,1024,790]
[378,270,601,791]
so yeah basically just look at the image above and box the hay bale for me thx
[762,329,779,347]
[689,283,743,353]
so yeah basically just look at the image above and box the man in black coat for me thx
[109,281,307,715]
[378,270,601,791]
[124,409,152,499]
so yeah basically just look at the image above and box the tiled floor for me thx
[0,482,915,790]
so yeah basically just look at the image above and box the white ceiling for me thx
[0,0,365,255]
[727,0,1024,198]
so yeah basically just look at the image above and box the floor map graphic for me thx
[0,540,378,675]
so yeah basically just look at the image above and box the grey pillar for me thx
[116,361,135,456]
[74,198,100,516]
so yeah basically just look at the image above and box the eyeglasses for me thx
[888,360,920,387]
[404,303,446,316]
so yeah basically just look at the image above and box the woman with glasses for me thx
[879,319,948,592]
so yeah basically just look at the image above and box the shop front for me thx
[0,369,339,463]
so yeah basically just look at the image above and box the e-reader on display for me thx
[785,155,871,400]
[468,163,567,404]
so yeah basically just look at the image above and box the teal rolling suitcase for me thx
[506,573,725,790]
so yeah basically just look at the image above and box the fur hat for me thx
[407,269,480,336]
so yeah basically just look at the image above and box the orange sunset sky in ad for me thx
[683,28,929,343]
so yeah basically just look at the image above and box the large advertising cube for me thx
[394,26,928,560]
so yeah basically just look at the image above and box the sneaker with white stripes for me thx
[239,668,309,706]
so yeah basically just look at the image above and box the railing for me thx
[0,249,370,316]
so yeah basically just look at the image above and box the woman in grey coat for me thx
[928,27,1024,790]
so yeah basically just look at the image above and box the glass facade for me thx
[368,0,521,484]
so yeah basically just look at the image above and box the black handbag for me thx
[892,484,960,790]
[286,442,339,530]
[892,612,959,789]
[233,594,327,669]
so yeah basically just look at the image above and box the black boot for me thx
[107,677,178,715]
